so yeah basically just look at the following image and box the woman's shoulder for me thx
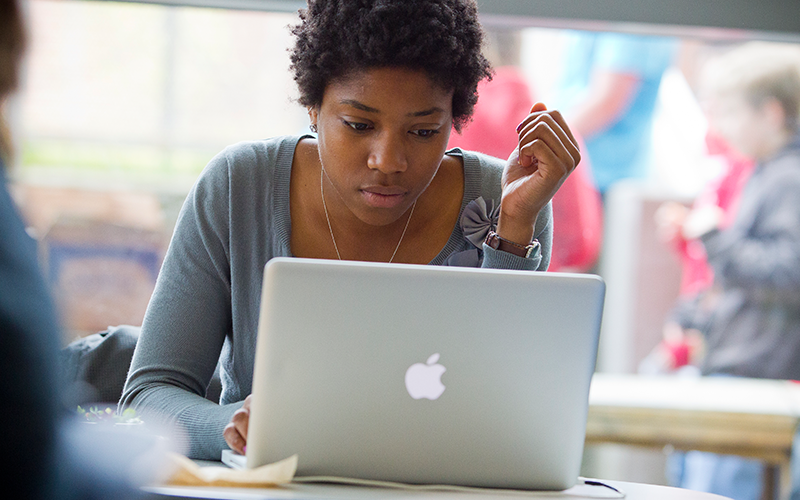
[210,135,305,174]
[183,135,304,216]
[449,147,505,168]
[192,135,305,191]
[448,147,506,200]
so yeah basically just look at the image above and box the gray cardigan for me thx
[120,135,552,459]
[700,133,800,380]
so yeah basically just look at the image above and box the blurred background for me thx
[7,1,305,339]
[4,0,800,492]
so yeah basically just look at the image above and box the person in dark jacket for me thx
[0,1,163,498]
[673,42,800,500]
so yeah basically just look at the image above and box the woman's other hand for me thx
[223,394,252,454]
[498,103,581,245]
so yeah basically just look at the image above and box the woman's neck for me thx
[289,139,464,264]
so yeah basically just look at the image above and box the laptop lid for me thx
[246,257,604,490]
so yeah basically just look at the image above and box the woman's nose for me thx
[367,133,408,174]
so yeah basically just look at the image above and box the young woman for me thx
[120,0,580,460]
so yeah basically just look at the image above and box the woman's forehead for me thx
[323,67,454,112]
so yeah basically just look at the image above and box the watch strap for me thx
[484,231,539,258]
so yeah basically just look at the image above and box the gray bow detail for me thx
[460,196,501,249]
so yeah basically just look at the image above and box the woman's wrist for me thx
[496,213,536,247]
[485,231,540,258]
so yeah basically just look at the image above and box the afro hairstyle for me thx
[289,0,493,132]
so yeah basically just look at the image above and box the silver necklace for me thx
[320,167,416,262]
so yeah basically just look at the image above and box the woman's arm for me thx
[496,104,579,248]
[120,151,242,460]
[478,103,577,272]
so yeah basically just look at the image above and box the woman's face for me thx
[310,67,454,227]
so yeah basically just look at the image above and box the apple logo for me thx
[405,353,446,400]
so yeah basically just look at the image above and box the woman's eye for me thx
[411,129,439,139]
[344,120,371,132]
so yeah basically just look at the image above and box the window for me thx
[12,0,303,339]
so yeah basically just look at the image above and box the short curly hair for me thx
[290,0,492,132]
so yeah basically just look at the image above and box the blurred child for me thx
[666,41,800,500]
[647,133,755,374]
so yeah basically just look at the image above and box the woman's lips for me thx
[360,187,407,208]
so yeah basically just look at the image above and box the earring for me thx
[310,124,318,133]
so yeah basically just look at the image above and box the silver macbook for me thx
[238,257,604,491]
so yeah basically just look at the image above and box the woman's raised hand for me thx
[223,394,252,454]
[497,103,581,246]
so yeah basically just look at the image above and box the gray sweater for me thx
[120,135,552,459]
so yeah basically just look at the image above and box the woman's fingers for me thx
[530,102,547,114]
[520,121,578,173]
[518,111,581,170]
[544,108,579,154]
[518,104,579,152]
[223,422,246,454]
[223,395,252,454]
[499,104,581,233]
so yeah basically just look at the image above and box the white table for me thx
[146,478,734,499]
[586,374,800,500]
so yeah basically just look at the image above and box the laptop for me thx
[231,257,604,491]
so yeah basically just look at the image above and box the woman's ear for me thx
[308,107,319,129]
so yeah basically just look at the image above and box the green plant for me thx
[77,405,143,424]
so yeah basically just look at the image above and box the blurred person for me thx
[556,31,677,196]
[688,42,800,381]
[447,29,602,272]
[0,1,166,498]
[793,425,800,500]
[645,133,755,374]
[662,42,800,500]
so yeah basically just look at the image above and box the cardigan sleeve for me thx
[481,201,552,271]
[466,149,553,271]
[120,149,242,460]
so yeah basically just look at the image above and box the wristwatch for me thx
[484,231,539,258]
